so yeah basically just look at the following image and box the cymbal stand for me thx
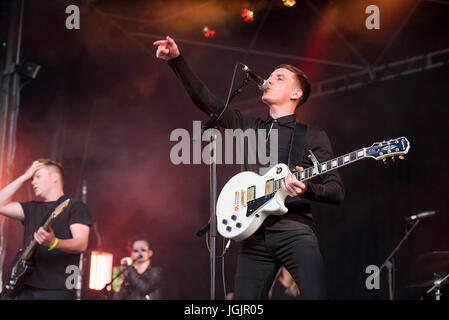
[426,273,449,300]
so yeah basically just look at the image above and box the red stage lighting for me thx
[282,0,296,7]
[241,9,254,23]
[89,251,113,291]
[202,26,216,38]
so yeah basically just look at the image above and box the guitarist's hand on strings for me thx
[281,166,307,198]
[34,226,56,248]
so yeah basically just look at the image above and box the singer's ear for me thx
[149,249,154,258]
[291,88,303,102]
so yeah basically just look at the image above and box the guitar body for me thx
[216,137,410,241]
[2,251,33,299]
[217,163,290,241]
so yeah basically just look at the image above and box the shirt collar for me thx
[265,113,297,127]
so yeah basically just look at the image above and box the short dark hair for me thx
[37,158,64,183]
[129,235,151,251]
[275,64,311,107]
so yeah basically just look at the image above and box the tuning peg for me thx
[399,155,405,160]
[382,158,387,164]
[391,156,395,162]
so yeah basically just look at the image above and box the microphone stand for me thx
[379,219,420,300]
[98,255,142,300]
[76,179,87,300]
[193,70,249,300]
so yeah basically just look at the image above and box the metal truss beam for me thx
[231,47,449,110]
[423,0,449,5]
[311,47,449,99]
[129,31,365,70]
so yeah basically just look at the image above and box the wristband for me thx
[48,237,59,251]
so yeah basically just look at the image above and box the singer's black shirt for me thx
[167,55,344,230]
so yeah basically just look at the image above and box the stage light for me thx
[16,59,41,79]
[282,0,296,7]
[89,251,113,291]
[241,9,254,23]
[202,26,216,38]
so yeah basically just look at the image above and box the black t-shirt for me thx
[20,197,91,290]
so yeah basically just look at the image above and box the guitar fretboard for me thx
[21,199,70,260]
[22,214,54,260]
[273,148,365,192]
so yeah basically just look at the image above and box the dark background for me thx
[1,0,448,299]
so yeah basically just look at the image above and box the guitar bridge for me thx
[234,191,239,211]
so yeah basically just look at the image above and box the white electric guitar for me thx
[216,137,410,241]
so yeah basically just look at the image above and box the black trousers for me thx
[233,225,327,300]
[17,285,74,300]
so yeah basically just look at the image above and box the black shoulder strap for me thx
[288,122,308,170]
[36,195,70,229]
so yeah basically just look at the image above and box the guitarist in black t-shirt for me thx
[0,159,91,300]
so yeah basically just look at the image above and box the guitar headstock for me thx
[52,199,70,219]
[365,137,410,162]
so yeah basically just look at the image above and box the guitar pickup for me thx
[265,179,274,196]
[247,186,255,203]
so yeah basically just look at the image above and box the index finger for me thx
[30,160,40,167]
[38,227,48,235]
[166,36,175,45]
[152,40,167,46]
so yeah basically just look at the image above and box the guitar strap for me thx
[287,122,308,170]
[34,195,70,233]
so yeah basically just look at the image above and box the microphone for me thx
[121,254,143,266]
[239,63,269,91]
[405,210,436,221]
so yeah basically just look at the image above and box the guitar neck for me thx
[273,148,366,191]
[21,213,56,261]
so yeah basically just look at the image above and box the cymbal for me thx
[408,279,439,288]
[417,251,449,274]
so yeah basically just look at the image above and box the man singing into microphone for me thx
[154,36,344,299]
[114,236,163,300]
